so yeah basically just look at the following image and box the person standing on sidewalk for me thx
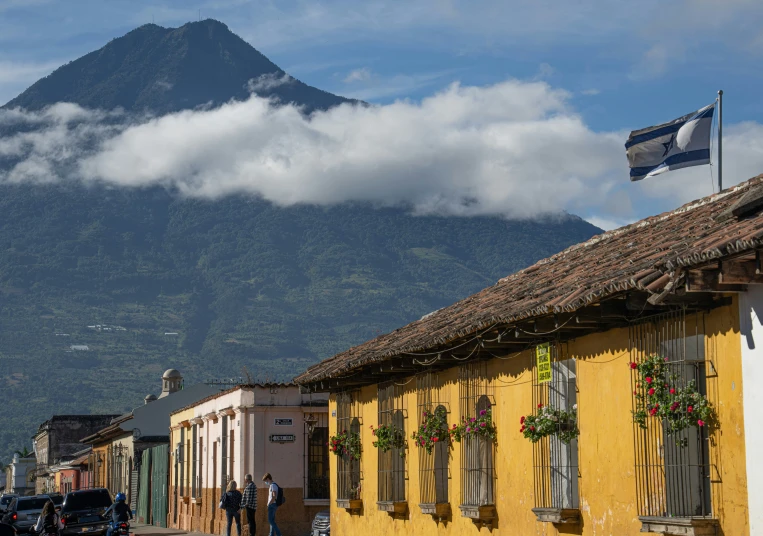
[220,480,243,536]
[262,473,282,536]
[241,474,258,536]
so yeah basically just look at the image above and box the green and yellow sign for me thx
[536,343,551,383]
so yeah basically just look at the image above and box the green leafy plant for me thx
[450,407,497,442]
[520,403,579,444]
[631,354,713,446]
[370,423,407,457]
[328,429,361,460]
[411,406,451,454]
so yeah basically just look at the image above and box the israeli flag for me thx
[625,103,715,182]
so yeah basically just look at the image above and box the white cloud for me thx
[581,89,600,96]
[339,70,459,101]
[1,78,762,225]
[343,68,372,83]
[245,72,294,93]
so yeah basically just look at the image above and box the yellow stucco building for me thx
[296,177,763,535]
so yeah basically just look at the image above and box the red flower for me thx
[633,391,637,395]
[530,426,536,432]
[520,426,525,433]
[432,437,439,442]
[648,388,655,396]
[332,446,337,452]
[669,388,675,394]
[687,406,693,413]
[520,416,525,424]
[537,403,543,409]
[645,377,653,384]
[697,419,705,427]
[629,362,638,369]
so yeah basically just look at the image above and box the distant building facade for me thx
[33,415,119,494]
[81,369,217,510]
[5,453,37,496]
[167,384,329,536]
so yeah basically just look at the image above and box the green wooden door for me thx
[136,448,151,524]
[150,445,169,528]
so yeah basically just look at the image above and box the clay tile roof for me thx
[295,174,763,385]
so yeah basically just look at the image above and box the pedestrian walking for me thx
[262,473,284,536]
[241,474,258,536]
[219,480,243,536]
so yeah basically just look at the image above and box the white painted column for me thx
[739,288,763,534]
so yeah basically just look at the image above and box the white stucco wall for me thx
[739,287,763,534]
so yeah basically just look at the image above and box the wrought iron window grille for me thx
[630,309,718,535]
[336,390,362,511]
[304,412,329,500]
[531,342,581,525]
[415,371,451,520]
[458,361,496,528]
[377,380,407,515]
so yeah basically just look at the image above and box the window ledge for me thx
[459,504,496,528]
[638,516,719,536]
[303,499,330,506]
[419,503,450,520]
[336,498,362,512]
[532,508,580,524]
[377,501,407,515]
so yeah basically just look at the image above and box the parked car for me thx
[59,489,112,536]
[0,495,18,516]
[2,495,50,534]
[310,510,330,536]
[46,495,63,513]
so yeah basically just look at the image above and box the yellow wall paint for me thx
[329,302,749,536]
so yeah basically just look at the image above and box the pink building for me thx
[168,383,329,536]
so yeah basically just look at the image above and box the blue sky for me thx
[2,0,763,229]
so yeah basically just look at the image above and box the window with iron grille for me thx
[229,429,235,481]
[305,413,329,499]
[221,416,228,492]
[191,424,197,498]
[630,309,712,519]
[186,435,191,497]
[197,436,203,496]
[459,361,495,508]
[377,381,406,504]
[179,428,185,497]
[416,371,449,507]
[336,391,361,501]
[532,343,579,515]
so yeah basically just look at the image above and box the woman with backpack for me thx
[219,480,243,536]
[33,500,61,536]
[262,473,283,536]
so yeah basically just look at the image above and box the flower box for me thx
[532,507,580,524]
[638,516,718,536]
[419,502,450,520]
[336,498,363,512]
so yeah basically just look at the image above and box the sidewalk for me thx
[131,523,204,536]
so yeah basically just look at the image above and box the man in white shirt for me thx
[262,473,282,536]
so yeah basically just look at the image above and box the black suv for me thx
[60,489,112,536]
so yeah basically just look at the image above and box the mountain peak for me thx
[3,19,355,114]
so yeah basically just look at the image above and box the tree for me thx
[14,447,31,458]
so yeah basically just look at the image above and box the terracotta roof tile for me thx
[295,175,763,385]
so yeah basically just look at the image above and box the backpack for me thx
[275,484,285,506]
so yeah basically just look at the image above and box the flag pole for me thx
[717,89,723,192]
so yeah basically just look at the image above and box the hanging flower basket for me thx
[631,354,714,446]
[411,406,451,454]
[370,423,407,457]
[520,403,579,444]
[450,407,497,442]
[328,429,361,460]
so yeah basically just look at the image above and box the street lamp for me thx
[304,414,319,438]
